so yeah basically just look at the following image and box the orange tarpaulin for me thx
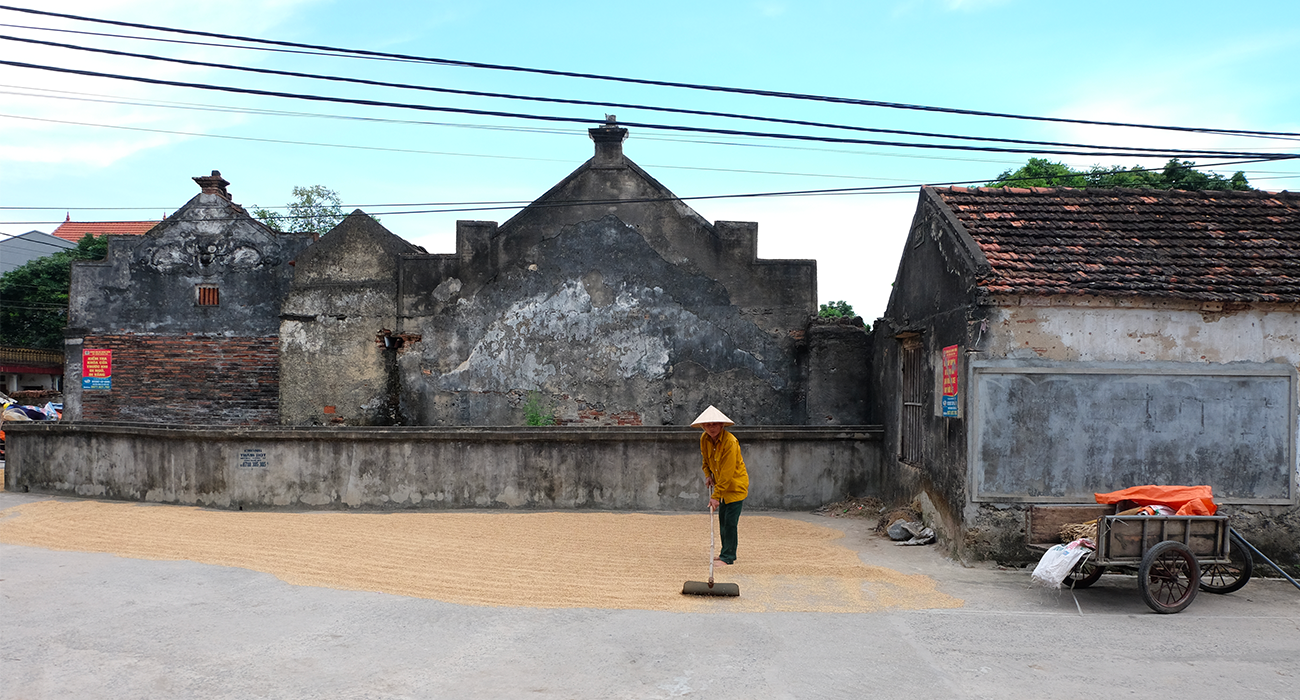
[1094,485,1217,515]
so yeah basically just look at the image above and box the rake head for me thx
[682,580,740,596]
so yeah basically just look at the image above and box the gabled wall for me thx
[279,211,424,426]
[870,188,995,546]
[392,124,835,427]
[63,173,314,424]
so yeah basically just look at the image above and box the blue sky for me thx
[2,1,1297,320]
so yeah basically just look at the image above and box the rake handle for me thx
[708,503,716,586]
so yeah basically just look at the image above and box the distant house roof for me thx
[50,216,160,243]
[932,186,1300,304]
[0,230,76,274]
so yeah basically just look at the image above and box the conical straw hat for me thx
[690,405,734,428]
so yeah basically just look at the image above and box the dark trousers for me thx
[717,498,744,564]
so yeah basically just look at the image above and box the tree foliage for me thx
[818,300,855,318]
[252,185,346,235]
[0,234,109,350]
[986,158,1252,191]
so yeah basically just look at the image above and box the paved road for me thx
[2,491,1297,699]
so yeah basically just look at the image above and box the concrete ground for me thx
[1,490,1297,700]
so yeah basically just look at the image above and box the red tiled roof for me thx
[51,219,159,243]
[932,187,1300,303]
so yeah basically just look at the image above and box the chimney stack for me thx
[589,115,628,167]
[193,170,231,200]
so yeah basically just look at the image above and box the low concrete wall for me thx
[4,423,883,511]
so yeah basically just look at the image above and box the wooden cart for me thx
[1027,505,1253,614]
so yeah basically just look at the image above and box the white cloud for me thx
[1040,32,1300,177]
[0,0,326,169]
[1046,74,1298,178]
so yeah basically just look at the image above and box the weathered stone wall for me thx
[805,318,872,425]
[399,215,815,427]
[279,212,424,426]
[387,124,838,427]
[63,173,314,424]
[870,188,991,546]
[4,422,884,512]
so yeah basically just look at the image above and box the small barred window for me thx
[196,285,220,306]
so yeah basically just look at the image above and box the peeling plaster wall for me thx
[391,133,831,427]
[400,215,810,426]
[263,129,873,428]
[983,298,1300,367]
[63,190,313,423]
[279,212,421,426]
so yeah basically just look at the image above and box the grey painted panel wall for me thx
[5,424,883,511]
[970,362,1297,503]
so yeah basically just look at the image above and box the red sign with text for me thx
[82,348,112,390]
[941,344,959,417]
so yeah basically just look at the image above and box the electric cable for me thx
[2,59,1292,162]
[0,85,1053,167]
[0,113,928,183]
[1,155,1286,228]
[2,4,1297,140]
[10,34,1293,157]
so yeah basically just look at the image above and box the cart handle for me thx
[1231,527,1300,591]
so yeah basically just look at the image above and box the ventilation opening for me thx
[196,285,220,306]
[900,336,924,465]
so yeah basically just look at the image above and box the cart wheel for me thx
[1200,530,1253,594]
[1066,560,1105,589]
[1138,541,1200,614]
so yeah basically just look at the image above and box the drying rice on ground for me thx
[0,500,963,613]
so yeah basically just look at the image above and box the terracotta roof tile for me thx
[932,187,1300,303]
[51,220,159,243]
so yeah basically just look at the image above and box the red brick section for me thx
[561,409,643,426]
[933,187,1300,303]
[79,334,280,424]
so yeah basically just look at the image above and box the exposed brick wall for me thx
[560,409,643,426]
[79,333,280,424]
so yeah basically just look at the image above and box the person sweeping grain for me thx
[693,405,748,566]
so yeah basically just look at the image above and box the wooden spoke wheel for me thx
[1066,559,1105,589]
[1200,530,1253,595]
[1138,541,1200,614]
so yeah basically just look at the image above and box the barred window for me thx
[900,336,924,465]
[196,284,220,306]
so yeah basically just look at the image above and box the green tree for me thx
[987,158,1252,191]
[818,300,855,318]
[0,234,109,350]
[986,158,1088,189]
[252,185,346,235]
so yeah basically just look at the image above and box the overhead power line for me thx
[9,34,1291,158]
[2,60,1294,162]
[2,4,1298,140]
[1,84,1049,168]
[0,113,923,185]
[1,156,1285,228]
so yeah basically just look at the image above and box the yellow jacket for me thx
[700,429,749,503]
